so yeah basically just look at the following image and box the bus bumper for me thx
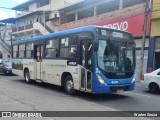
[92,82,135,94]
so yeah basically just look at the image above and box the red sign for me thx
[95,14,151,36]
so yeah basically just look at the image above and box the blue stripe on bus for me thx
[12,26,96,44]
[12,58,34,60]
[12,58,66,60]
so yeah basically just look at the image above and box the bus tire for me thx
[64,76,75,95]
[24,70,32,84]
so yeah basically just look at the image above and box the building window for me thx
[26,43,34,58]
[46,39,59,58]
[78,8,94,20]
[37,0,50,8]
[19,44,25,58]
[96,0,119,15]
[123,0,144,8]
[60,36,77,58]
[66,13,76,23]
[45,15,50,22]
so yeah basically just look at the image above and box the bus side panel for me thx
[12,69,23,77]
[12,59,24,77]
[23,59,35,80]
[42,59,80,90]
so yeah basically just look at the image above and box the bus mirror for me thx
[94,41,99,51]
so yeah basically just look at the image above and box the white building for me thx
[0,0,79,60]
[12,0,79,40]
[0,18,15,61]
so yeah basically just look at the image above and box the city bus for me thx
[12,26,136,94]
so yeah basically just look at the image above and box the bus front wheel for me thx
[64,76,75,95]
[25,70,32,84]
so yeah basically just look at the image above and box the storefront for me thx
[154,38,160,69]
[148,0,160,72]
[95,14,151,77]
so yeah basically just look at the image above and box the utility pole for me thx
[138,0,150,80]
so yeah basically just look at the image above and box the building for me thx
[0,18,15,61]
[11,0,79,40]
[58,0,151,78]
[0,0,79,60]
[148,0,160,71]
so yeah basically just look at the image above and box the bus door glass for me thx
[81,40,93,91]
[35,44,43,80]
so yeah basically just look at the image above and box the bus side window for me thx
[19,44,26,58]
[31,50,34,58]
[34,46,39,59]
[69,36,77,58]
[26,43,34,58]
[45,39,59,58]
[13,45,18,58]
[36,48,39,60]
[60,36,77,58]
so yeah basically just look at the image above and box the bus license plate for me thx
[117,89,123,93]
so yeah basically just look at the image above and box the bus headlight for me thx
[97,74,106,85]
[131,77,135,83]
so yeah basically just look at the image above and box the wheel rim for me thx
[150,84,158,93]
[25,72,29,82]
[66,80,73,92]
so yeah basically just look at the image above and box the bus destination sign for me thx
[97,28,132,40]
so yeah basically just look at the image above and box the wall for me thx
[0,25,13,61]
[148,0,160,72]
[51,0,79,10]
[151,0,160,36]
[59,4,145,31]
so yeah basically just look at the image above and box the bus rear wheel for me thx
[64,76,75,95]
[25,70,32,84]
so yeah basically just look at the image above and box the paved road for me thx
[1,74,159,111]
[0,74,159,120]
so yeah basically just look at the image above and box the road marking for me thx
[124,92,151,98]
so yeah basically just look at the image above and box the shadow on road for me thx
[143,90,160,95]
[0,73,17,76]
[73,91,132,103]
[12,79,65,93]
[9,79,131,102]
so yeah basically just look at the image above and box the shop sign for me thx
[95,14,151,36]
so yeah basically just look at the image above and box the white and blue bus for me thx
[12,26,136,94]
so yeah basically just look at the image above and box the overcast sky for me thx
[0,0,28,20]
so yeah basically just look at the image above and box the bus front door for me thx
[81,41,92,91]
[35,45,43,80]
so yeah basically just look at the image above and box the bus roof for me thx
[12,25,132,45]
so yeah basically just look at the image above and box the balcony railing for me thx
[18,26,24,31]
[25,24,33,29]
[12,24,33,33]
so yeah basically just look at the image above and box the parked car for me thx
[2,61,12,75]
[0,62,3,73]
[142,68,160,94]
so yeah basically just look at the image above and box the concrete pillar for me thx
[119,0,123,9]
[94,6,97,16]
[75,11,78,21]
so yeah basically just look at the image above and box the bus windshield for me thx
[97,38,135,73]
